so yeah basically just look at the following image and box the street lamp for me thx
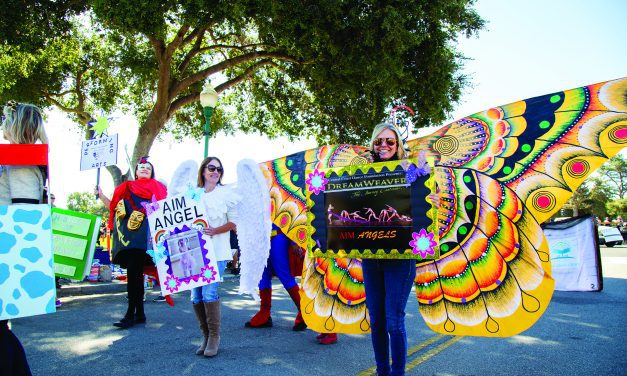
[200,81,219,158]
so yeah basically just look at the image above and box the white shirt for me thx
[0,165,44,205]
[200,185,241,261]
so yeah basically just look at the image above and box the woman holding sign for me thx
[190,156,239,357]
[99,157,167,329]
[363,122,439,376]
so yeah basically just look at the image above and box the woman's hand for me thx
[95,186,111,206]
[203,226,218,237]
[202,222,235,237]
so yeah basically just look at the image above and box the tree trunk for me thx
[131,109,169,181]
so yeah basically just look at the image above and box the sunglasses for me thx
[373,137,397,147]
[206,165,223,173]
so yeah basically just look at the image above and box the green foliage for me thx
[606,199,627,218]
[0,1,86,49]
[562,183,594,217]
[66,191,109,222]
[597,154,627,200]
[2,0,484,183]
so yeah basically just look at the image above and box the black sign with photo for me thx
[307,158,439,260]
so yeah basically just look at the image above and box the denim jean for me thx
[362,258,416,376]
[190,260,228,303]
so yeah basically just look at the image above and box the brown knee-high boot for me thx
[204,301,221,357]
[192,303,208,355]
[245,288,273,328]
[287,285,306,331]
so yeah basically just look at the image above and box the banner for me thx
[0,204,56,320]
[543,215,603,291]
[306,157,438,260]
[51,208,102,280]
[146,192,220,295]
[80,134,118,170]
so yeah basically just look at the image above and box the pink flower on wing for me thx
[409,228,437,259]
[164,275,181,293]
[306,168,328,195]
[200,265,217,284]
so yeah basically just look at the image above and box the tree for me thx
[1,0,484,185]
[587,176,614,219]
[606,199,627,219]
[561,183,593,217]
[597,154,627,200]
[0,1,86,51]
[66,191,109,222]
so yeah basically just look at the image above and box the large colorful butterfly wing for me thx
[407,77,627,336]
[260,77,627,337]
[260,144,373,334]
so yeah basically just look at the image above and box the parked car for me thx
[598,226,624,247]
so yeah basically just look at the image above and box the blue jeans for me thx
[362,259,416,376]
[190,260,228,303]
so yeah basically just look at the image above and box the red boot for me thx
[317,333,338,345]
[245,288,273,328]
[287,286,307,331]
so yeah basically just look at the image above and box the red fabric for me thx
[247,288,272,327]
[0,144,48,165]
[108,178,167,229]
[288,243,305,277]
[287,285,305,326]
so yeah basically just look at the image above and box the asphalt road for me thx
[11,245,627,376]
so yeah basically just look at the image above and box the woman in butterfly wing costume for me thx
[260,77,627,337]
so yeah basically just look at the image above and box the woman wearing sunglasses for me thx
[190,156,240,357]
[316,122,437,352]
[98,157,167,329]
[363,122,438,376]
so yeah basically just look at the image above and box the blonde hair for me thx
[3,103,48,144]
[369,122,407,160]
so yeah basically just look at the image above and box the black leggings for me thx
[124,252,147,320]
[0,320,32,376]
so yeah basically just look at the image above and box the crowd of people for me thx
[1,100,439,376]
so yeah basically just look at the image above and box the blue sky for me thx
[39,0,627,206]
[451,0,626,119]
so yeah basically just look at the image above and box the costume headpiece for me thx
[388,105,414,145]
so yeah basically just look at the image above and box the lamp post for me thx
[200,81,219,158]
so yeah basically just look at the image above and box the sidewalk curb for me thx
[57,280,127,297]
[57,273,240,297]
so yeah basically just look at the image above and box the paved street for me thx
[11,246,627,375]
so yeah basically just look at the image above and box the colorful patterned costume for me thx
[260,78,627,337]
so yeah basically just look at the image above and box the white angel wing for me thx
[234,158,272,301]
[168,160,199,197]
